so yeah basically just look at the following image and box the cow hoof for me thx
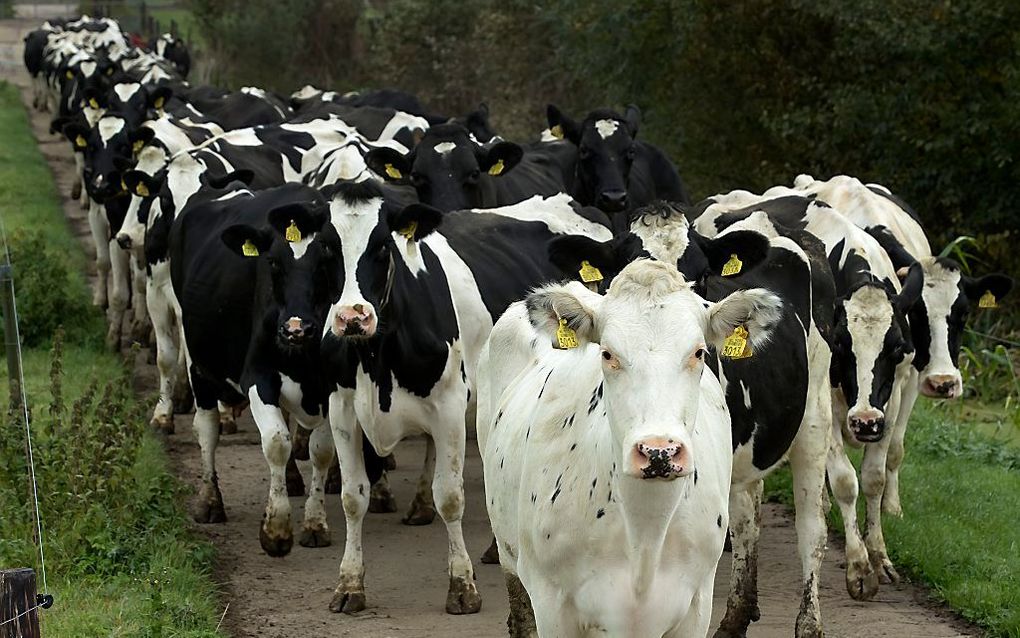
[795,611,824,638]
[192,497,226,524]
[329,589,366,614]
[480,537,500,564]
[259,525,293,557]
[846,558,879,601]
[219,414,237,435]
[384,453,397,471]
[882,496,903,518]
[401,493,436,525]
[172,386,194,414]
[876,558,900,584]
[71,181,81,200]
[368,480,397,513]
[298,523,331,548]
[324,463,341,495]
[130,322,151,347]
[150,414,174,435]
[445,576,482,615]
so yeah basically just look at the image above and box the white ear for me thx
[707,288,784,350]
[525,281,605,348]
[793,174,815,189]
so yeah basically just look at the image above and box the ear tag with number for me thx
[132,139,145,154]
[135,183,149,197]
[241,239,259,257]
[556,318,579,350]
[979,290,997,309]
[721,254,743,277]
[88,97,99,109]
[550,125,564,140]
[75,135,86,149]
[578,260,603,284]
[285,220,302,243]
[722,325,752,359]
[488,159,505,176]
[384,163,402,179]
[398,220,417,241]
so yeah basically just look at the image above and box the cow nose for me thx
[116,233,132,249]
[848,408,886,443]
[629,436,690,480]
[597,190,628,212]
[333,304,377,338]
[279,317,314,343]
[922,374,960,399]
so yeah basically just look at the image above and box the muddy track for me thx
[0,18,980,637]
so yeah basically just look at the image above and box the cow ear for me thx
[122,170,160,198]
[387,203,442,242]
[480,142,522,177]
[112,156,134,172]
[222,224,273,258]
[62,122,89,150]
[707,288,783,352]
[623,104,641,137]
[526,281,605,348]
[149,86,172,111]
[204,169,254,189]
[893,262,924,314]
[82,87,105,109]
[129,126,155,154]
[267,201,327,240]
[547,235,618,285]
[546,104,580,144]
[963,273,1013,305]
[696,229,770,278]
[364,147,411,183]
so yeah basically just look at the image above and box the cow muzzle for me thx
[332,303,377,338]
[629,436,690,480]
[921,374,961,399]
[116,232,132,249]
[279,316,315,345]
[847,407,885,443]
[596,189,628,212]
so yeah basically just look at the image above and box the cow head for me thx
[364,123,523,211]
[221,195,333,349]
[547,104,642,213]
[907,257,1013,399]
[62,114,140,202]
[91,82,171,129]
[830,264,923,442]
[117,148,168,250]
[526,260,782,480]
[320,181,430,339]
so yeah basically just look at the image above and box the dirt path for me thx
[0,18,979,637]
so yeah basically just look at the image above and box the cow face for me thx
[221,198,333,349]
[547,105,641,213]
[830,265,923,442]
[321,182,439,339]
[84,82,170,129]
[62,114,139,202]
[364,123,523,211]
[909,257,1013,398]
[527,260,782,480]
[115,143,165,249]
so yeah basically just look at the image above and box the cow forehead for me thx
[593,118,620,140]
[432,141,457,155]
[98,116,126,143]
[113,82,141,103]
[328,196,384,246]
[920,257,963,313]
[599,289,707,353]
[845,285,894,325]
[80,59,97,77]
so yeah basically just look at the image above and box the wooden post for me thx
[0,264,23,413]
[0,569,39,638]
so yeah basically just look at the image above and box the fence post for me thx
[0,264,22,413]
[0,569,39,638]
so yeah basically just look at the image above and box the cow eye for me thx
[601,349,620,370]
[694,347,705,360]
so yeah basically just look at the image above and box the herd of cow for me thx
[22,15,1014,638]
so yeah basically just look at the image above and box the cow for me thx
[149,33,190,77]
[478,259,782,637]
[545,105,691,220]
[314,180,612,615]
[364,122,568,211]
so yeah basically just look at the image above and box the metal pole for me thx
[0,264,22,413]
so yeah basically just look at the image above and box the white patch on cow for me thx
[433,141,457,155]
[98,116,125,143]
[844,285,894,416]
[917,257,964,388]
[470,194,613,242]
[594,118,620,139]
[378,112,429,144]
[630,208,690,265]
[291,85,322,100]
[289,233,316,260]
[79,59,96,78]
[740,380,752,410]
[324,196,385,335]
[113,82,141,103]
[538,128,560,143]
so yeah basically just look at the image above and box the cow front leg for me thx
[218,400,237,435]
[249,387,295,557]
[329,389,369,614]
[299,424,333,548]
[106,239,130,352]
[191,405,225,523]
[88,202,110,309]
[862,438,899,584]
[826,428,876,601]
[504,570,537,638]
[147,278,178,433]
[713,480,762,638]
[431,417,482,615]
[402,434,437,524]
[129,253,150,345]
[884,377,918,517]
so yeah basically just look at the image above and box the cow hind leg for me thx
[250,394,294,557]
[190,404,226,524]
[88,203,110,309]
[324,452,341,494]
[827,431,877,600]
[884,380,917,518]
[788,413,829,637]
[504,570,537,638]
[401,434,437,524]
[218,400,237,434]
[148,283,178,434]
[481,536,500,564]
[329,391,370,614]
[368,472,397,513]
[713,480,762,638]
[299,424,332,548]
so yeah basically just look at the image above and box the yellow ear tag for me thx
[75,135,86,149]
[722,325,752,359]
[721,254,743,277]
[550,124,564,140]
[120,178,128,192]
[241,239,259,257]
[285,220,302,243]
[105,67,113,76]
[578,260,603,284]
[153,96,165,110]
[65,70,73,79]
[384,163,402,179]
[132,139,145,154]
[135,183,149,197]
[556,318,579,350]
[979,290,997,309]
[88,97,99,109]
[398,220,417,241]
[488,159,505,176]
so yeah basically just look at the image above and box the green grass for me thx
[0,79,224,637]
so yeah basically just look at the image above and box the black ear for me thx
[267,200,328,240]
[387,203,443,241]
[82,87,105,109]
[204,169,254,189]
[463,102,495,143]
[623,104,641,138]
[129,126,155,154]
[894,262,924,314]
[364,147,411,183]
[62,122,90,150]
[548,235,619,282]
[122,170,161,198]
[149,86,172,110]
[697,230,771,278]
[546,104,581,144]
[112,156,134,172]
[222,224,273,258]
[479,142,523,177]
[963,273,1013,305]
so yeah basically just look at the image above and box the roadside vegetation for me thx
[0,80,223,637]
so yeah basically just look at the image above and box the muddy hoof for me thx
[876,558,900,584]
[192,498,226,524]
[329,589,366,614]
[150,414,174,435]
[298,524,331,548]
[882,495,903,518]
[480,537,500,564]
[324,462,341,495]
[795,611,824,638]
[401,494,436,525]
[384,453,397,471]
[446,576,482,615]
[219,414,238,435]
[71,181,81,200]
[259,525,293,557]
[846,559,879,601]
[369,490,398,514]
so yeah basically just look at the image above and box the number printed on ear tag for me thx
[285,220,302,243]
[721,254,743,277]
[979,290,997,309]
[556,318,579,350]
[578,260,603,284]
[722,325,752,359]
[241,239,259,257]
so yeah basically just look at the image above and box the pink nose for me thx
[922,375,960,399]
[334,303,376,337]
[848,407,885,442]
[630,437,690,480]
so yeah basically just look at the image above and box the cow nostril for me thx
[116,235,131,249]
[353,303,364,314]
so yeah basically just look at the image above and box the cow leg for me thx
[884,375,918,517]
[713,480,762,638]
[667,575,714,638]
[172,321,194,413]
[190,404,226,523]
[88,201,110,309]
[826,426,876,601]
[368,471,397,513]
[299,424,333,548]
[72,153,84,204]
[249,389,294,557]
[503,570,537,638]
[147,277,178,434]
[329,389,369,614]
[862,437,899,584]
[788,412,829,636]
[106,239,130,352]
[402,434,437,524]
[481,536,500,564]
[128,254,150,345]
[218,400,237,435]
[431,412,482,615]
[324,452,341,494]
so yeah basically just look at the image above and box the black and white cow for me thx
[149,33,190,77]
[545,105,691,217]
[313,180,612,615]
